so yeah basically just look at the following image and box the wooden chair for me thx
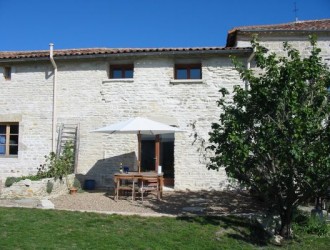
[139,176,159,202]
[114,176,137,201]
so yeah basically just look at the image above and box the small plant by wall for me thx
[4,141,75,188]
[40,141,75,180]
[5,177,19,187]
[46,180,54,194]
[1,174,75,199]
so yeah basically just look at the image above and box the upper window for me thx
[0,123,19,156]
[110,64,134,79]
[3,67,11,80]
[175,64,202,80]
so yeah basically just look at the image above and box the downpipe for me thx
[49,43,57,152]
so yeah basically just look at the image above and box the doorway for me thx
[141,134,174,186]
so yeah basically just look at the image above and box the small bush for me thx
[38,141,75,180]
[5,175,45,187]
[5,177,19,187]
[293,210,329,236]
[72,177,81,190]
[20,175,44,181]
[304,215,328,236]
[46,181,54,194]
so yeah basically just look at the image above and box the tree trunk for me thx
[279,208,293,238]
[279,221,292,238]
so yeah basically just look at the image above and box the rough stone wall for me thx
[0,174,75,199]
[55,56,245,190]
[0,63,53,179]
[2,32,328,191]
[0,55,245,191]
[236,33,330,60]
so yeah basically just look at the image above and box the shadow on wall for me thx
[76,152,137,190]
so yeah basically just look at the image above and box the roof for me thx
[227,19,330,47]
[0,46,252,62]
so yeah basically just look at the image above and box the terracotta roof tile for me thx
[227,19,330,47]
[0,47,251,61]
[230,19,330,32]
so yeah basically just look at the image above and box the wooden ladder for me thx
[56,124,80,173]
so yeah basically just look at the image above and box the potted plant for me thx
[68,177,81,195]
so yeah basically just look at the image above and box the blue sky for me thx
[0,0,329,51]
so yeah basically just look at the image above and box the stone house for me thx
[0,19,329,190]
[227,19,330,60]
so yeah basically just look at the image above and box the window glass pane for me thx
[9,145,18,155]
[10,135,18,144]
[4,67,11,79]
[0,135,5,144]
[124,69,133,78]
[0,125,5,134]
[10,125,19,134]
[0,145,5,154]
[176,69,187,79]
[190,68,201,79]
[112,69,122,78]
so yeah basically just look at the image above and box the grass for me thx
[0,207,329,249]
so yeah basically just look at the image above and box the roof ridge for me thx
[0,46,236,53]
[228,18,330,34]
[0,47,253,60]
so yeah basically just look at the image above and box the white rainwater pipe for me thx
[49,43,57,152]
[245,49,255,90]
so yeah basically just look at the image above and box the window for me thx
[175,64,201,79]
[110,64,133,79]
[0,123,19,156]
[3,67,11,80]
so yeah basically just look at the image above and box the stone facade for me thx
[0,174,75,199]
[0,53,248,191]
[1,21,329,191]
[236,33,330,61]
[0,63,53,178]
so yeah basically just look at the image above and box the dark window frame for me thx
[174,63,202,80]
[4,66,11,80]
[0,123,19,157]
[109,64,134,79]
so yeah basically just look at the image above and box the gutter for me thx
[0,48,253,63]
[49,43,57,152]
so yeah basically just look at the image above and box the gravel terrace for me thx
[48,190,266,216]
[0,190,266,216]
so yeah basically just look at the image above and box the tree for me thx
[208,36,330,238]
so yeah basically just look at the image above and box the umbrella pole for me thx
[138,132,141,173]
[155,135,160,172]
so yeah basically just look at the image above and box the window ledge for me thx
[170,79,204,85]
[103,79,134,83]
[0,155,18,159]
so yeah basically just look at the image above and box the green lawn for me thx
[0,207,329,249]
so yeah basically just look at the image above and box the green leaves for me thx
[208,37,330,238]
[39,141,75,180]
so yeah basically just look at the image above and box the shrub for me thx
[20,175,44,181]
[5,177,19,187]
[304,215,328,236]
[4,142,74,191]
[5,175,46,187]
[293,210,329,236]
[38,141,75,180]
[46,180,54,194]
[72,177,81,190]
